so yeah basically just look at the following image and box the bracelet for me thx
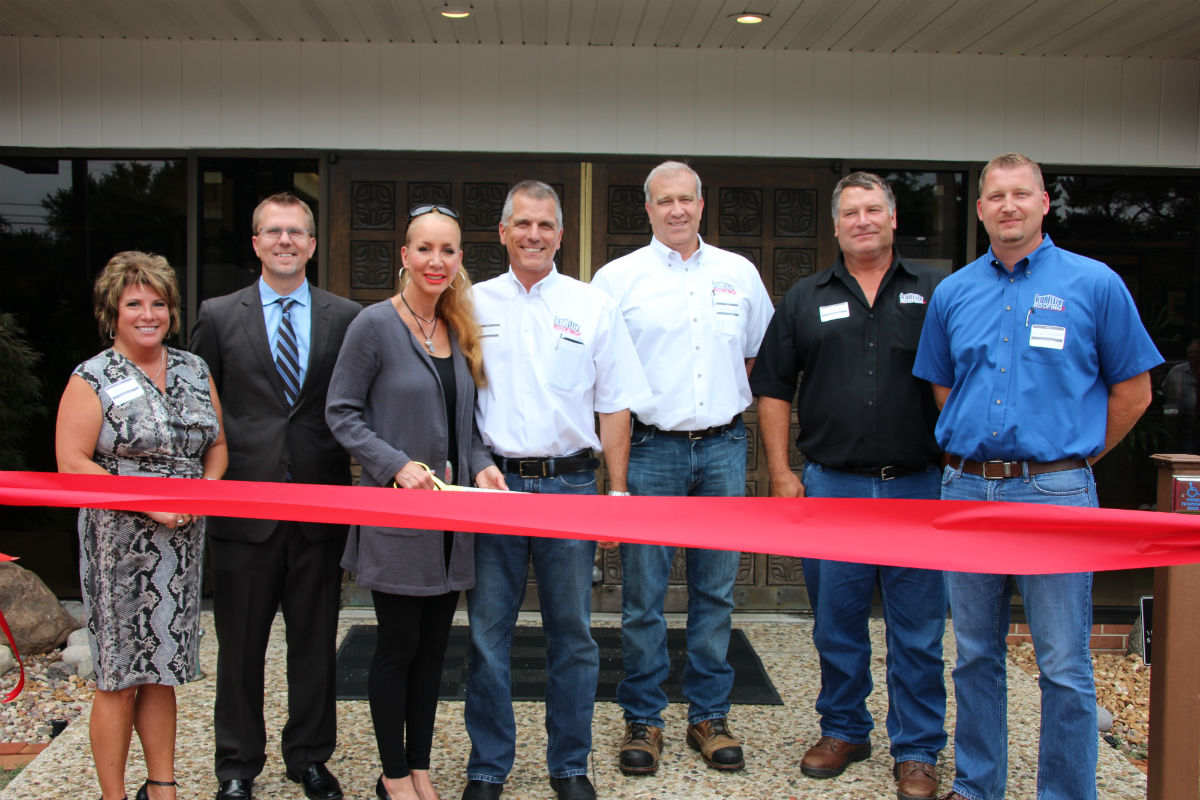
[608,490,631,496]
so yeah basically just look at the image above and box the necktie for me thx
[275,298,301,406]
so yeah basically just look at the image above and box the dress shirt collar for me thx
[648,233,708,268]
[985,233,1054,278]
[258,277,311,308]
[818,249,914,287]
[502,264,562,297]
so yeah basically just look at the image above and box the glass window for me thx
[198,158,319,301]
[970,171,1200,510]
[853,168,968,271]
[0,158,186,588]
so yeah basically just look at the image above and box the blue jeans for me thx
[464,469,599,782]
[941,463,1098,800]
[801,463,947,763]
[618,419,747,726]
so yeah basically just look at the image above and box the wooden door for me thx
[589,159,839,612]
[329,155,582,305]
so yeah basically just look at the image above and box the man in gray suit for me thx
[191,192,360,800]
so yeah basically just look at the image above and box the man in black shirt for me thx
[749,172,947,800]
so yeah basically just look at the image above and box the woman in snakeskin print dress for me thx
[56,252,227,800]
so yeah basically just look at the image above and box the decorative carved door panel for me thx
[589,160,839,612]
[329,155,581,305]
[329,155,839,612]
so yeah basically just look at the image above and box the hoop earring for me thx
[107,328,115,340]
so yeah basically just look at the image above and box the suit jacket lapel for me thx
[300,289,332,405]
[237,284,289,407]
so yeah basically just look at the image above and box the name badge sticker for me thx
[1029,324,1066,350]
[819,302,850,322]
[105,376,145,405]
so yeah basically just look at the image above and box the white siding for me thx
[1,36,1198,168]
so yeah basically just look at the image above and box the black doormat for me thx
[336,625,782,705]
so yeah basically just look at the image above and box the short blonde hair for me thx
[252,192,315,234]
[979,153,1044,196]
[93,251,181,340]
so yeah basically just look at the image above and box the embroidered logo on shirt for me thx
[1032,293,1066,311]
[711,280,737,295]
[552,316,582,336]
[898,292,926,305]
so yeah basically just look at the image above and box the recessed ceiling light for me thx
[732,12,767,24]
[440,4,471,19]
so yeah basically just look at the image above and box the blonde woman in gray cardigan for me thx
[326,206,507,800]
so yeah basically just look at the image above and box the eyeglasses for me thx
[408,204,459,220]
[256,226,311,241]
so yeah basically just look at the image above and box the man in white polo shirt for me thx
[591,161,773,777]
[462,180,650,800]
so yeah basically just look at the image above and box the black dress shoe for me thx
[460,779,504,800]
[549,776,596,800]
[215,778,253,800]
[285,764,343,800]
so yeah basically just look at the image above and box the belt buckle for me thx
[879,465,897,481]
[517,460,546,479]
[687,429,706,440]
[980,459,1012,480]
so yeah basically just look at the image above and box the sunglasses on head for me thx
[408,204,459,220]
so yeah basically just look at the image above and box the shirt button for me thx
[867,370,874,375]
[1005,305,1011,311]
[995,399,1002,405]
[1003,337,1009,342]
[699,401,705,406]
[992,431,998,436]
[868,342,875,348]
[1000,368,1006,373]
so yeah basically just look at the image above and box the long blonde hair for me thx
[401,211,487,386]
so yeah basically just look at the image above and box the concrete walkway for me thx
[2,610,1146,800]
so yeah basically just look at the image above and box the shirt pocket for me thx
[712,294,742,337]
[546,335,589,392]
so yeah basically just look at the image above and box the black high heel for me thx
[376,776,393,800]
[135,779,177,800]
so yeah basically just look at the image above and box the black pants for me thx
[370,588,459,778]
[210,521,346,779]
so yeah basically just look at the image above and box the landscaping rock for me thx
[60,644,90,668]
[66,627,89,648]
[61,601,86,627]
[0,644,12,676]
[0,562,79,654]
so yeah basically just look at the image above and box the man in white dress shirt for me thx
[462,180,650,800]
[591,161,773,777]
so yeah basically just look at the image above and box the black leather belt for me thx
[633,414,741,441]
[494,449,599,478]
[954,456,1090,480]
[839,463,933,481]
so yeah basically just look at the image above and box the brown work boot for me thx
[894,761,938,799]
[685,718,745,771]
[618,721,663,775]
[800,735,871,778]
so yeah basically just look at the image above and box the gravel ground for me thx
[0,613,1150,798]
[1009,641,1151,773]
[0,651,93,743]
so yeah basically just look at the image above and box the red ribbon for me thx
[2,471,1200,578]
[0,550,25,703]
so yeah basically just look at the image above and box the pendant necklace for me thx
[399,290,438,355]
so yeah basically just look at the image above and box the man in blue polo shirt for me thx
[912,152,1161,800]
